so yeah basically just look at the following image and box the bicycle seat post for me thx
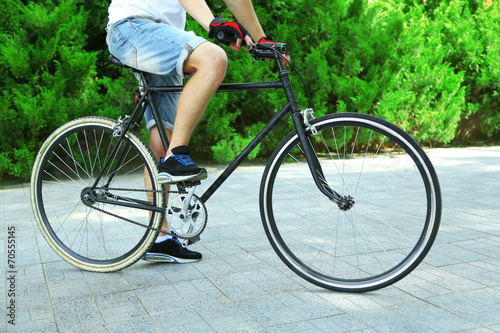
[137,70,172,153]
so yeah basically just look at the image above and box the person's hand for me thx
[208,17,252,51]
[258,36,290,66]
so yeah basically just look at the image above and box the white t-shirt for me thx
[108,0,186,29]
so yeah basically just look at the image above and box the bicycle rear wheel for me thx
[31,116,164,272]
[260,112,441,292]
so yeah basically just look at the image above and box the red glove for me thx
[209,17,250,46]
[258,35,276,44]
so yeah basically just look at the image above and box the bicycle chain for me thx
[87,187,190,234]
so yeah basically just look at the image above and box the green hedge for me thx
[0,0,135,178]
[1,0,499,180]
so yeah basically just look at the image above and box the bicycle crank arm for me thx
[167,190,208,240]
[181,186,197,217]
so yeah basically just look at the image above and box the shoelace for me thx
[170,236,182,245]
[168,232,182,245]
[173,154,195,166]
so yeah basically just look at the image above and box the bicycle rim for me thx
[31,117,164,272]
[260,113,441,292]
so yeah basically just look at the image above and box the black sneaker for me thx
[157,146,207,184]
[142,236,202,263]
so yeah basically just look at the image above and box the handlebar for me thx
[215,31,287,61]
[249,43,287,61]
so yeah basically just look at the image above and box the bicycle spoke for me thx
[261,113,440,292]
[31,117,164,271]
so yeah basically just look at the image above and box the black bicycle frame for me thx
[93,55,343,213]
[143,70,296,204]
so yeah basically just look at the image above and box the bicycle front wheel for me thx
[31,116,164,272]
[260,112,441,292]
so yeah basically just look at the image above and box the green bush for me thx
[0,0,135,179]
[443,0,500,140]
[1,0,499,180]
[191,0,473,160]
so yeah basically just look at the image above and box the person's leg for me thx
[143,125,202,263]
[166,42,227,154]
[107,18,204,261]
[149,125,171,160]
[144,125,172,235]
[156,42,227,183]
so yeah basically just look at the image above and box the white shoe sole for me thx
[142,253,201,263]
[157,170,207,184]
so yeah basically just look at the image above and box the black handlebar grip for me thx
[259,42,287,53]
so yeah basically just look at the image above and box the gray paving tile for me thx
[107,320,136,333]
[267,321,324,333]
[130,316,162,333]
[100,302,148,325]
[6,319,59,333]
[150,308,205,330]
[203,313,263,333]
[2,146,500,332]
[329,314,369,331]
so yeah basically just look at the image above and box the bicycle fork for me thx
[291,109,354,211]
[278,66,353,210]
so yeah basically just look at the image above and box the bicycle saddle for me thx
[108,55,131,69]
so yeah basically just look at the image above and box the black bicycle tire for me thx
[260,112,441,292]
[30,116,164,272]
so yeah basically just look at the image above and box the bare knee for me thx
[184,42,228,79]
[208,44,228,74]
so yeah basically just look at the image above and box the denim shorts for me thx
[106,16,207,132]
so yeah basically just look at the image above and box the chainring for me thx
[166,192,207,240]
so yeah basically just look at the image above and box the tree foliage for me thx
[0,0,134,178]
[1,0,499,180]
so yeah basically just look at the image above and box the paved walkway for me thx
[1,146,500,332]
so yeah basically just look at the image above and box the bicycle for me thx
[30,42,441,292]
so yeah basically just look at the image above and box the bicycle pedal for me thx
[176,180,201,192]
[180,235,201,247]
[182,180,201,186]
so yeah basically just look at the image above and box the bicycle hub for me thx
[81,187,108,207]
[338,195,355,211]
[81,187,96,206]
